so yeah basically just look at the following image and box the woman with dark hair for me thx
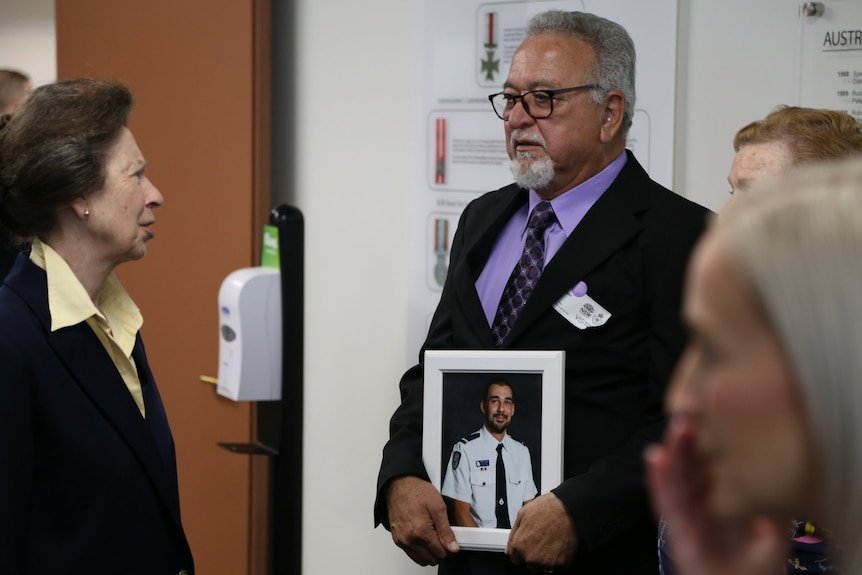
[0,78,194,574]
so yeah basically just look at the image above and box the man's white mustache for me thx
[510,129,547,150]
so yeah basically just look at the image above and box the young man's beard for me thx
[486,415,510,434]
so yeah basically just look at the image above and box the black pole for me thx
[269,204,303,575]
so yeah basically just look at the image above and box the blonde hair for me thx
[719,156,862,572]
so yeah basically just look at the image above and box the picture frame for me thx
[423,349,565,552]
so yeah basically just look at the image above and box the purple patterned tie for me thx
[491,201,557,346]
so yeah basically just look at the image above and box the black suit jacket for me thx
[376,152,710,574]
[0,254,194,575]
[0,224,18,282]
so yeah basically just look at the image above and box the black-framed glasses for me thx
[488,84,602,120]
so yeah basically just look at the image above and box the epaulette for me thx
[509,435,527,446]
[459,431,481,444]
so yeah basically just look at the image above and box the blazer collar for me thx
[452,186,527,346]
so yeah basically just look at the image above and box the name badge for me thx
[553,281,611,330]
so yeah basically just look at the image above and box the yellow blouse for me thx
[30,239,146,417]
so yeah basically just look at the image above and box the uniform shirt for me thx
[30,239,146,417]
[441,426,538,528]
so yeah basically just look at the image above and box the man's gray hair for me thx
[721,156,862,573]
[526,10,636,135]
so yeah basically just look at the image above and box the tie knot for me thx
[528,201,556,231]
[496,443,504,454]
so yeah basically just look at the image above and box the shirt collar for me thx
[30,238,142,335]
[480,424,511,449]
[527,150,628,236]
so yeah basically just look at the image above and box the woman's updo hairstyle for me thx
[0,78,132,242]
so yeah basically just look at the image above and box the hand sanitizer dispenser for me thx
[217,267,282,401]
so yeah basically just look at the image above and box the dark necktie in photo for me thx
[495,442,510,529]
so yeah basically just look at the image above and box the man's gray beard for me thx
[510,154,554,191]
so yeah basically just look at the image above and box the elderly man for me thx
[376,10,709,574]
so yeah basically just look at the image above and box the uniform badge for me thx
[452,451,461,470]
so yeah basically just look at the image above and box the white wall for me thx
[278,0,421,571]
[0,0,56,87]
[676,1,799,212]
[283,1,801,574]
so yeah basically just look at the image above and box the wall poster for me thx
[407,0,679,360]
[798,0,862,121]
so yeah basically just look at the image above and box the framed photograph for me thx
[423,349,565,552]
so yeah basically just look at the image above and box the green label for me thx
[261,224,280,269]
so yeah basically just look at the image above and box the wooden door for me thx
[56,1,271,573]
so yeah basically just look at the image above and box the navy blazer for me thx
[0,253,194,575]
[0,224,17,282]
[376,152,710,574]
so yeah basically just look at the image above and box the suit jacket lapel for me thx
[501,153,650,346]
[7,255,184,527]
[451,185,527,346]
[133,336,183,516]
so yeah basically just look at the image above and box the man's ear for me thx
[599,91,625,144]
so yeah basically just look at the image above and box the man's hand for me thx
[507,493,578,571]
[387,475,460,566]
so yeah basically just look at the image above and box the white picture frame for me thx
[423,349,565,552]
